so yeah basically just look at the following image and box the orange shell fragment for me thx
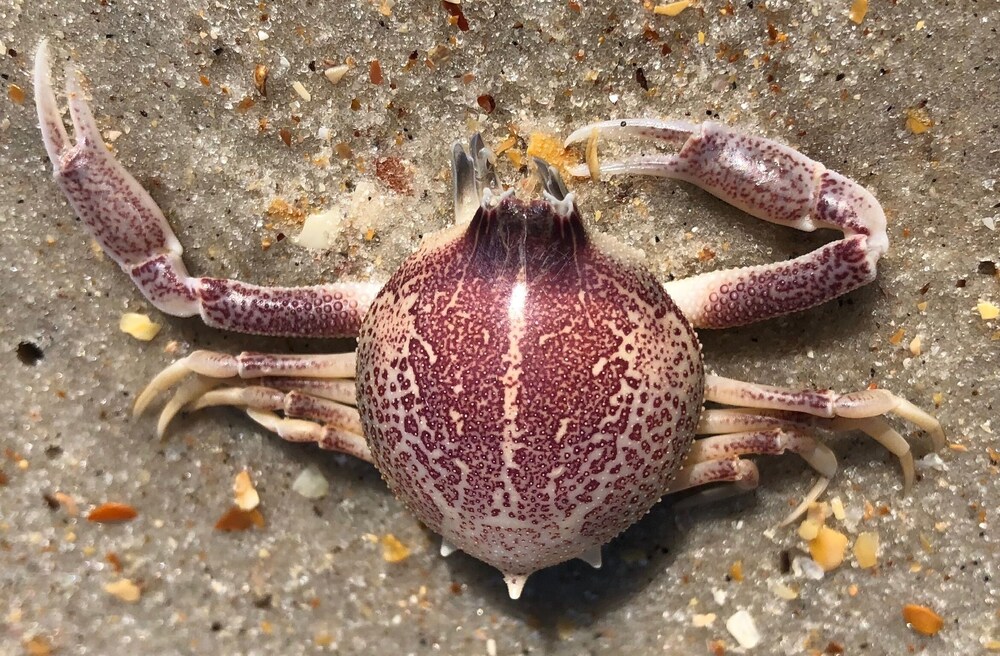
[902,604,944,636]
[525,133,578,177]
[215,506,265,531]
[87,502,138,523]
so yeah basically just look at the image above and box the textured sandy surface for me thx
[2,1,998,654]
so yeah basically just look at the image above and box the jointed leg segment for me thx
[133,348,371,462]
[34,42,379,338]
[565,120,889,329]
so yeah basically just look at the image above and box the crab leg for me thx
[669,426,837,506]
[246,410,371,463]
[704,375,945,491]
[130,347,369,460]
[34,42,379,338]
[666,457,760,494]
[688,429,837,479]
[134,350,355,415]
[191,387,362,433]
[565,120,888,329]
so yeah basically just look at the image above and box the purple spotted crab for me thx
[34,42,943,599]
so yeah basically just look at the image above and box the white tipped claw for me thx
[63,63,104,153]
[894,399,946,452]
[156,377,224,438]
[134,357,198,416]
[33,40,70,165]
[564,118,697,147]
[776,476,830,528]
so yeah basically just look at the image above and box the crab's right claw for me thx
[563,118,699,179]
[32,41,187,275]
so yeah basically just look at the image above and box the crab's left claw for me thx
[33,42,376,338]
[34,41,72,166]
[451,133,500,225]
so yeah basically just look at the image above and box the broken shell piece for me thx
[292,465,329,499]
[324,64,350,85]
[292,81,311,102]
[234,470,259,510]
[854,531,879,569]
[119,312,161,341]
[692,613,716,628]
[104,578,141,602]
[653,0,691,17]
[769,580,799,600]
[902,604,944,636]
[849,0,868,24]
[87,502,138,523]
[381,534,411,563]
[809,526,849,571]
[792,556,825,580]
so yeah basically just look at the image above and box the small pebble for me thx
[292,465,329,499]
[792,556,825,580]
[292,81,311,102]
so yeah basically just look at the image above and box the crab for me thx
[34,42,943,599]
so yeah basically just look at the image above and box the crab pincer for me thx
[565,119,889,329]
[34,41,379,338]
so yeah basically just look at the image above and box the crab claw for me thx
[34,40,187,274]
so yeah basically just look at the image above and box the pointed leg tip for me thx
[901,453,916,494]
[579,546,602,569]
[34,39,50,69]
[803,443,838,479]
[156,407,180,438]
[503,573,529,600]
[776,476,830,528]
[133,389,157,417]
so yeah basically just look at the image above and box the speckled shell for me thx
[356,195,703,578]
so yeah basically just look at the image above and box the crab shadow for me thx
[438,424,901,646]
[438,479,762,638]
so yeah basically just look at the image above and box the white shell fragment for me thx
[291,81,311,102]
[692,612,716,627]
[726,609,761,649]
[324,64,350,85]
[292,465,330,499]
[295,208,344,251]
[792,556,825,580]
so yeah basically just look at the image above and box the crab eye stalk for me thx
[463,192,588,279]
